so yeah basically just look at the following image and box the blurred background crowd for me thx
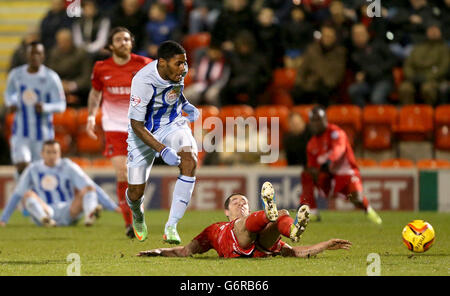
[0,0,449,167]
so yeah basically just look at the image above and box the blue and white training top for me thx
[4,64,66,141]
[128,60,189,134]
[0,158,117,223]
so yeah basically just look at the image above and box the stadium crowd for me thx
[1,0,449,166]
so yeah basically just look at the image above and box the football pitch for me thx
[0,210,448,276]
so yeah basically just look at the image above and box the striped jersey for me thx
[128,60,189,134]
[4,64,66,141]
[0,158,94,222]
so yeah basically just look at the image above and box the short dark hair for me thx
[27,41,44,50]
[42,139,60,149]
[157,40,185,60]
[106,26,135,49]
[309,104,326,119]
[224,193,246,210]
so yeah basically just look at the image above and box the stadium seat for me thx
[269,158,288,167]
[270,68,297,91]
[356,158,377,168]
[396,104,433,141]
[76,130,104,154]
[182,32,211,66]
[326,105,362,147]
[254,105,290,132]
[76,107,102,127]
[379,158,414,168]
[292,104,315,123]
[91,158,112,168]
[389,67,404,101]
[183,69,194,87]
[219,105,254,122]
[434,105,450,151]
[54,131,72,154]
[53,107,78,135]
[270,89,294,107]
[362,105,397,150]
[70,157,92,168]
[189,105,220,132]
[416,159,450,169]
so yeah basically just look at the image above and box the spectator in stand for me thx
[398,24,449,105]
[302,0,333,23]
[211,0,256,52]
[39,0,73,53]
[8,30,39,72]
[188,0,222,34]
[283,112,311,167]
[254,7,284,69]
[254,0,294,24]
[326,0,355,49]
[281,5,314,69]
[142,2,178,59]
[220,30,271,107]
[183,42,230,106]
[109,0,147,52]
[348,23,397,107]
[47,29,92,106]
[72,0,110,60]
[439,0,450,44]
[389,0,440,59]
[291,25,347,107]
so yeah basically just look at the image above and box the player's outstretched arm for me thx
[281,239,352,258]
[137,239,204,257]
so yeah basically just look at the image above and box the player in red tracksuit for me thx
[300,105,382,224]
[137,182,352,259]
[86,27,152,238]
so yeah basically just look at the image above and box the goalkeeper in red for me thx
[300,105,382,224]
[137,182,351,258]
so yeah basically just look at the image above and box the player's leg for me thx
[111,155,134,236]
[300,169,329,221]
[163,127,198,244]
[22,190,56,226]
[349,191,382,225]
[69,185,102,226]
[10,137,31,176]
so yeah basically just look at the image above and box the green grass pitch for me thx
[0,210,448,276]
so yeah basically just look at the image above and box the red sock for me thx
[300,171,318,210]
[277,215,294,238]
[245,211,270,233]
[117,181,132,226]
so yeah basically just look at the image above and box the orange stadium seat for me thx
[379,158,414,168]
[356,158,377,167]
[182,32,211,66]
[70,157,92,168]
[362,105,397,150]
[271,89,294,107]
[189,105,220,131]
[53,107,78,135]
[76,107,102,127]
[326,105,362,146]
[254,105,290,132]
[271,68,297,91]
[4,113,15,140]
[416,159,450,169]
[434,104,450,151]
[76,130,104,154]
[396,104,433,141]
[54,132,72,154]
[292,104,315,123]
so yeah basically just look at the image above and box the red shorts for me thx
[318,172,363,198]
[103,131,128,158]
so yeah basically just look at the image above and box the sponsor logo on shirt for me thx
[22,89,38,105]
[106,86,131,95]
[41,174,59,191]
[130,94,141,107]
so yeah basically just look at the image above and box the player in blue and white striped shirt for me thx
[4,41,66,175]
[0,140,118,227]
[126,41,199,244]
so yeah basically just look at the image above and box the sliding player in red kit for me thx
[86,27,152,238]
[300,106,382,224]
[137,182,352,258]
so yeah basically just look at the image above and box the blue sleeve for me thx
[42,71,66,114]
[94,183,118,211]
[4,69,18,107]
[65,159,94,189]
[0,193,23,223]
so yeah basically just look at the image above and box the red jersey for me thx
[193,220,285,258]
[306,124,359,176]
[91,54,152,132]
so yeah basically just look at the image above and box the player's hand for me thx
[182,103,200,122]
[86,116,98,140]
[137,249,162,257]
[160,147,181,166]
[326,239,352,250]
[35,102,43,113]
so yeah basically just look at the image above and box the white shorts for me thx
[127,119,198,185]
[10,136,44,164]
[31,201,82,226]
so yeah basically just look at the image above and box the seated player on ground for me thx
[0,140,119,227]
[137,182,352,258]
